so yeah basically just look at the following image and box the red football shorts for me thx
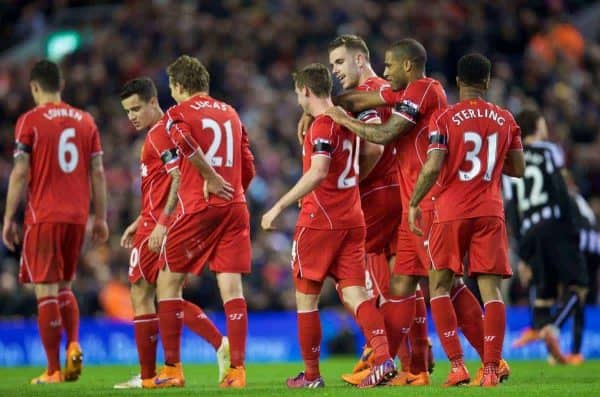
[427,216,512,278]
[128,232,159,284]
[365,252,391,298]
[161,203,251,275]
[361,180,402,256]
[393,210,434,277]
[19,223,85,283]
[292,226,366,288]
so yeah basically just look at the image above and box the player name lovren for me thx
[43,107,83,121]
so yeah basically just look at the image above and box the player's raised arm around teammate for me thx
[326,40,429,144]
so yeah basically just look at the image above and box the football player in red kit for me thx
[154,55,255,389]
[408,53,525,387]
[262,63,397,389]
[114,77,231,388]
[3,60,108,384]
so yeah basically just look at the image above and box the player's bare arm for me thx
[334,90,386,113]
[325,106,412,144]
[2,152,30,251]
[503,150,525,178]
[261,156,331,230]
[90,155,109,244]
[408,149,446,236]
[187,151,234,200]
[120,215,141,249]
[148,169,181,253]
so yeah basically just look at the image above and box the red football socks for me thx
[134,314,159,379]
[356,298,391,365]
[409,289,429,373]
[297,310,321,381]
[452,283,484,360]
[37,297,62,373]
[397,336,411,372]
[483,300,506,366]
[381,294,415,361]
[224,298,247,367]
[431,295,463,362]
[158,299,183,365]
[58,288,79,346]
[182,300,223,350]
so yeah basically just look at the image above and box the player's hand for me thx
[91,217,109,244]
[408,205,423,236]
[324,106,348,123]
[296,113,314,145]
[2,219,20,252]
[148,224,167,253]
[204,174,234,201]
[120,221,138,248]
[517,260,532,288]
[261,207,281,231]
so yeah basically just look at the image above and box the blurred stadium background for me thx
[1,0,600,366]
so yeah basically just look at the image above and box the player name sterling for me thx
[451,107,506,126]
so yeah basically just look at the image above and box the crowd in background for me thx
[1,0,599,317]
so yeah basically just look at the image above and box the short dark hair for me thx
[389,39,427,68]
[457,53,491,87]
[328,34,370,61]
[516,108,542,138]
[293,63,332,98]
[30,60,62,92]
[167,55,210,94]
[119,77,157,102]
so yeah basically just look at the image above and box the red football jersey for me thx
[138,116,182,234]
[297,115,365,230]
[427,98,523,222]
[14,102,103,225]
[165,94,254,215]
[380,78,447,211]
[356,76,398,190]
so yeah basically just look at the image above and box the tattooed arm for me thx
[325,106,413,144]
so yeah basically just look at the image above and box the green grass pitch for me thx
[1,357,599,396]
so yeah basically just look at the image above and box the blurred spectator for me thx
[1,0,599,316]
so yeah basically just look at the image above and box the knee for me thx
[131,282,156,315]
[295,290,319,312]
[389,275,417,297]
[218,275,244,303]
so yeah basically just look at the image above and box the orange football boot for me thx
[352,346,374,373]
[512,327,541,348]
[31,370,63,384]
[63,342,83,381]
[443,364,470,387]
[470,359,510,386]
[565,353,584,365]
[387,371,430,386]
[144,363,185,388]
[219,366,246,388]
[341,367,369,385]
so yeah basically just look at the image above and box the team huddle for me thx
[5,33,550,389]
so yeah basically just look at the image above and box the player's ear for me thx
[403,59,412,72]
[149,96,158,107]
[303,86,310,98]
